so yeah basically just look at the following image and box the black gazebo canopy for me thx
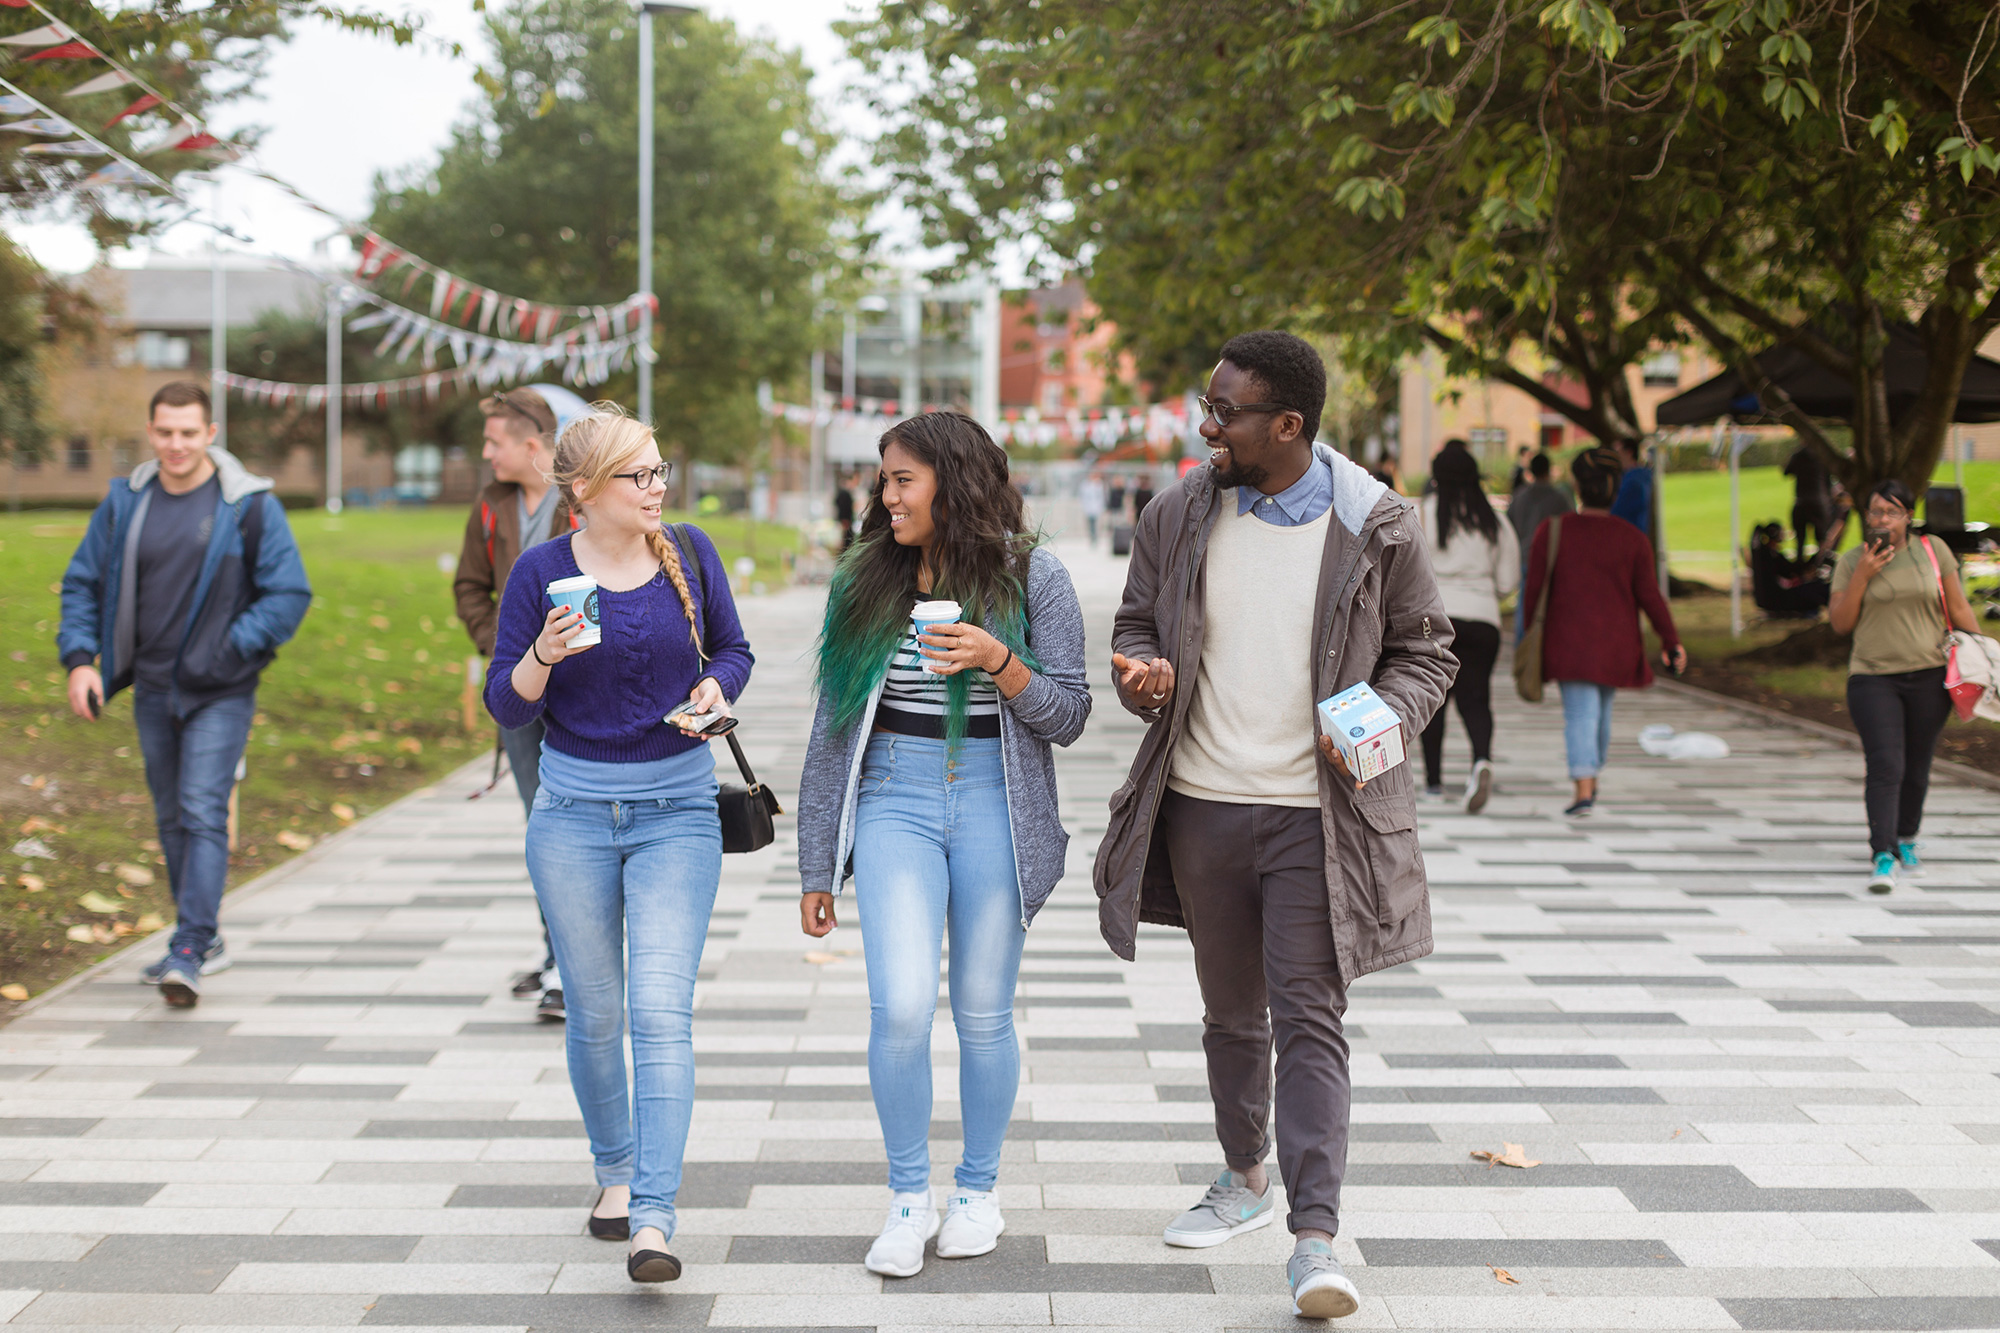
[1654,322,2000,426]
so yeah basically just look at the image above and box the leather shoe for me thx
[588,1188,629,1241]
[627,1248,681,1283]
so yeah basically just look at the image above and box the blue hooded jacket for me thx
[57,447,312,714]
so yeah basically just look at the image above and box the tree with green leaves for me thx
[367,0,860,481]
[845,0,2000,495]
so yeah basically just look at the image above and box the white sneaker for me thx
[935,1188,1004,1259]
[864,1190,938,1277]
[1465,759,1494,814]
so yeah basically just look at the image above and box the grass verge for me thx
[0,504,798,1004]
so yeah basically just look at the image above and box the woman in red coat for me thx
[1521,448,1687,816]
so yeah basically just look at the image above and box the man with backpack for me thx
[453,387,571,1020]
[58,381,312,1008]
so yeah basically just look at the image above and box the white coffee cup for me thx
[546,574,603,647]
[911,599,962,674]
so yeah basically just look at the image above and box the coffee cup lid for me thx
[912,599,961,617]
[548,574,597,593]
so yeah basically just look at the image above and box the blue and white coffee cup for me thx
[911,599,962,674]
[546,574,603,647]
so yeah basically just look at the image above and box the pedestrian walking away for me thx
[1416,440,1517,812]
[1828,479,1982,893]
[1094,331,1457,1320]
[57,381,312,1009]
[1079,471,1107,546]
[1519,448,1685,818]
[455,386,574,1020]
[484,404,754,1285]
[1784,444,1837,563]
[1505,452,1573,642]
[795,411,1091,1280]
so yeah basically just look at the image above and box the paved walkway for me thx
[4,535,2000,1332]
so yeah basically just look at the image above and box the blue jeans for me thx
[1559,681,1618,780]
[852,733,1025,1194]
[131,689,256,956]
[525,792,722,1239]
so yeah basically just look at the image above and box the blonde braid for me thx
[647,526,708,663]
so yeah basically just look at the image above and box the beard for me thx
[1209,448,1270,491]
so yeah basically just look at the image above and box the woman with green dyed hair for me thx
[795,411,1091,1279]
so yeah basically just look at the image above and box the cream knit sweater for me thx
[1168,501,1330,808]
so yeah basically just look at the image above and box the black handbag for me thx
[718,729,781,854]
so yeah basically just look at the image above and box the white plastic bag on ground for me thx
[1637,723,1730,760]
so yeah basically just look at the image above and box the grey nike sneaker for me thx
[1162,1168,1275,1248]
[140,938,227,985]
[1288,1238,1360,1319]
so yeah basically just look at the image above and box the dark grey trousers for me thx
[1161,789,1351,1236]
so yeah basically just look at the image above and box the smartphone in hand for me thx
[665,702,738,737]
[87,690,101,719]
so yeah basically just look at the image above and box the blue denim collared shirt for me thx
[1236,453,1336,526]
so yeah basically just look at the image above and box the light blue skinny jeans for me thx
[1559,680,1619,780]
[852,733,1026,1195]
[525,791,721,1240]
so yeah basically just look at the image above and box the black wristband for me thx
[998,650,1019,678]
[531,641,553,667]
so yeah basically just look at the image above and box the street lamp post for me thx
[636,2,697,427]
[326,284,346,514]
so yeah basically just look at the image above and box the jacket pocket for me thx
[176,560,270,694]
[1356,795,1424,928]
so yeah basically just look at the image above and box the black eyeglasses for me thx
[613,464,672,489]
[1198,396,1290,427]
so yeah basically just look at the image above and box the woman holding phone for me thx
[1829,479,1981,893]
[485,405,753,1284]
[795,412,1091,1279]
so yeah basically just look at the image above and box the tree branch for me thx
[1661,246,1857,378]
[1671,297,1847,478]
[1419,321,1635,443]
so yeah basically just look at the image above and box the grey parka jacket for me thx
[1093,445,1458,977]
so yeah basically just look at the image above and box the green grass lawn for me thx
[0,504,799,1002]
[1660,459,2000,585]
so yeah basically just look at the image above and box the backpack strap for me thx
[1920,535,1952,638]
[239,491,268,597]
[480,500,496,569]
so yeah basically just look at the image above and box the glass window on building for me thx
[65,435,90,471]
[115,331,192,370]
[393,444,444,500]
[1641,350,1682,388]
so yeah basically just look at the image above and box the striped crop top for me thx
[875,608,1001,739]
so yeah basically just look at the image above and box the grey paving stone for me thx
[890,1257,1213,1294]
[456,1021,566,1036]
[695,1008,808,1021]
[1724,1297,2000,1329]
[1462,1011,1688,1025]
[91,1235,421,1264]
[1382,1053,1627,1068]
[142,1082,406,1099]
[1769,1000,2000,1027]
[1979,1239,2000,1262]
[0,1117,97,1135]
[83,1020,241,1045]
[447,1184,598,1208]
[1482,932,1669,941]
[361,1294,714,1325]
[0,1181,161,1205]
[1355,1238,1684,1267]
[270,992,491,1005]
[1528,975,1738,987]
[1701,954,1897,965]
[1356,1086,1665,1103]
[358,1119,585,1138]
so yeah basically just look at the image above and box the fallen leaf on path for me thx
[1470,1143,1542,1169]
[75,891,126,914]
[0,985,25,1002]
[114,864,154,887]
[16,875,43,893]
[1489,1265,1520,1285]
[64,924,94,943]
[276,831,314,851]
[135,913,165,932]
[17,817,62,835]
[330,803,356,823]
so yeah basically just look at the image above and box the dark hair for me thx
[816,412,1038,742]
[1528,452,1551,480]
[1430,441,1500,549]
[1217,330,1326,444]
[1869,478,1916,513]
[1572,448,1625,509]
[149,381,211,424]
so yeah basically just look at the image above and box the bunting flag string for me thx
[216,367,480,411]
[0,72,166,194]
[352,230,656,339]
[331,284,653,386]
[758,396,1198,450]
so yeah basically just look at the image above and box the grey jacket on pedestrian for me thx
[796,545,1092,925]
[1093,444,1459,977]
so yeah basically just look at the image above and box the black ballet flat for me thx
[627,1248,681,1283]
[588,1188,629,1241]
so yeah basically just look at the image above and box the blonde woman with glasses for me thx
[485,405,754,1284]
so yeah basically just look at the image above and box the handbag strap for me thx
[1919,534,1953,640]
[1528,515,1562,631]
[724,729,761,789]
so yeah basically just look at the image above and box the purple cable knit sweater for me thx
[484,528,753,763]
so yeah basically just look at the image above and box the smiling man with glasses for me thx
[1095,330,1457,1319]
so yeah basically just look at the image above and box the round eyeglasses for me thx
[613,464,672,489]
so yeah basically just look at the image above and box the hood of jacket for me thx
[1179,440,1389,536]
[126,447,274,505]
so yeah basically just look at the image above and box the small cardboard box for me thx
[1316,682,1407,782]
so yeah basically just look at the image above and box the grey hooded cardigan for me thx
[795,545,1091,926]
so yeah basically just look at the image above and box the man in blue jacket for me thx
[58,381,312,1008]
